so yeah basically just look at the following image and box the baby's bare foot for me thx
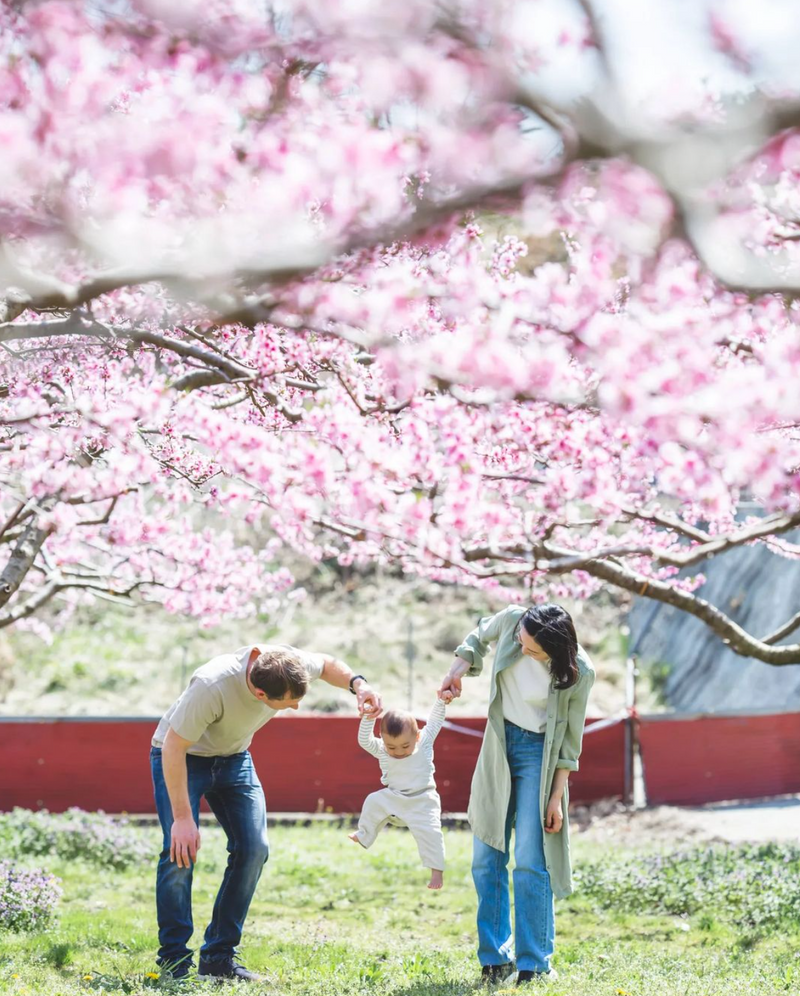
[348,832,365,847]
[428,869,444,890]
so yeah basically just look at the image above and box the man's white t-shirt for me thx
[497,655,551,733]
[151,644,323,756]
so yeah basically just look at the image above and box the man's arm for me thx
[312,653,382,717]
[162,727,202,869]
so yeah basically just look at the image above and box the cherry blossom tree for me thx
[2,0,800,663]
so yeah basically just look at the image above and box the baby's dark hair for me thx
[380,709,419,738]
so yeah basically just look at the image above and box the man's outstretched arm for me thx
[310,652,382,717]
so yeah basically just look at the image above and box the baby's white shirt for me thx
[358,699,446,795]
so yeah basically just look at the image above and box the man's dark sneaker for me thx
[517,968,558,985]
[157,957,193,981]
[481,963,515,985]
[198,960,267,983]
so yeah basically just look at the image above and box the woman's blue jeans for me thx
[150,747,269,973]
[472,722,555,973]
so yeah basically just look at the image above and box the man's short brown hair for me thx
[250,649,309,700]
[380,709,418,738]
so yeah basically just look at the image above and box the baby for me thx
[349,695,449,889]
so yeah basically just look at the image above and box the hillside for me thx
[0,574,632,719]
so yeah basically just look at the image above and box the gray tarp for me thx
[627,527,800,712]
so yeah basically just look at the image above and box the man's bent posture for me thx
[150,643,380,981]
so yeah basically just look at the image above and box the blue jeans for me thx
[150,747,269,973]
[472,722,555,973]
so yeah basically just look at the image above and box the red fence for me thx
[0,715,625,814]
[639,710,800,806]
[3,710,797,814]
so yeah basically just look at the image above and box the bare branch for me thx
[209,391,250,410]
[0,509,54,609]
[648,510,800,568]
[0,316,258,383]
[0,500,26,541]
[0,574,154,629]
[0,577,61,627]
[1,315,307,420]
[313,517,368,541]
[76,495,120,527]
[620,505,712,543]
[459,537,800,663]
[530,510,800,570]
[171,369,240,391]
[540,543,800,663]
[481,472,547,485]
[283,377,325,392]
[761,610,800,646]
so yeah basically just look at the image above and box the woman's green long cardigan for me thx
[455,604,595,899]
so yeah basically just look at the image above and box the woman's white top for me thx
[497,655,551,733]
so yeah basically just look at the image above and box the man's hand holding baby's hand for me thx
[440,690,455,704]
[355,680,382,719]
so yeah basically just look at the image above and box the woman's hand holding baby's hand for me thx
[438,656,469,702]
[438,674,462,701]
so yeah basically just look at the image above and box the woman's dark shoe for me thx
[517,968,559,985]
[481,963,515,985]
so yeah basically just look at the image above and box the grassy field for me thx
[1,823,798,996]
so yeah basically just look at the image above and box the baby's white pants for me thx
[355,787,445,870]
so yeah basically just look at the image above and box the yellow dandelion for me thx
[11,975,20,980]
[145,972,160,980]
[83,975,93,981]
[617,989,631,995]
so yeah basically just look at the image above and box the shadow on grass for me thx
[43,942,74,969]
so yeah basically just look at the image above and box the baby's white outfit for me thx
[355,699,446,870]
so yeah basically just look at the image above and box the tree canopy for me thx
[2,0,800,662]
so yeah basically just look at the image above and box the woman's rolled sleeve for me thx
[555,669,595,772]
[454,607,512,677]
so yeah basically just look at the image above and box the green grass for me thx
[1,825,799,996]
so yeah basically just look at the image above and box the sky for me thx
[520,0,800,113]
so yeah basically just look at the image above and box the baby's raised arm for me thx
[357,710,383,757]
[420,697,447,746]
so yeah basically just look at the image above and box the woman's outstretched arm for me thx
[439,605,515,699]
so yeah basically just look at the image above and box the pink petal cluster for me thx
[2,1,800,630]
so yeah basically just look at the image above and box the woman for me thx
[438,603,594,986]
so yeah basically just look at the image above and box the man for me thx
[150,642,381,981]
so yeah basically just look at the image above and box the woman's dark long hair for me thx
[518,604,579,689]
